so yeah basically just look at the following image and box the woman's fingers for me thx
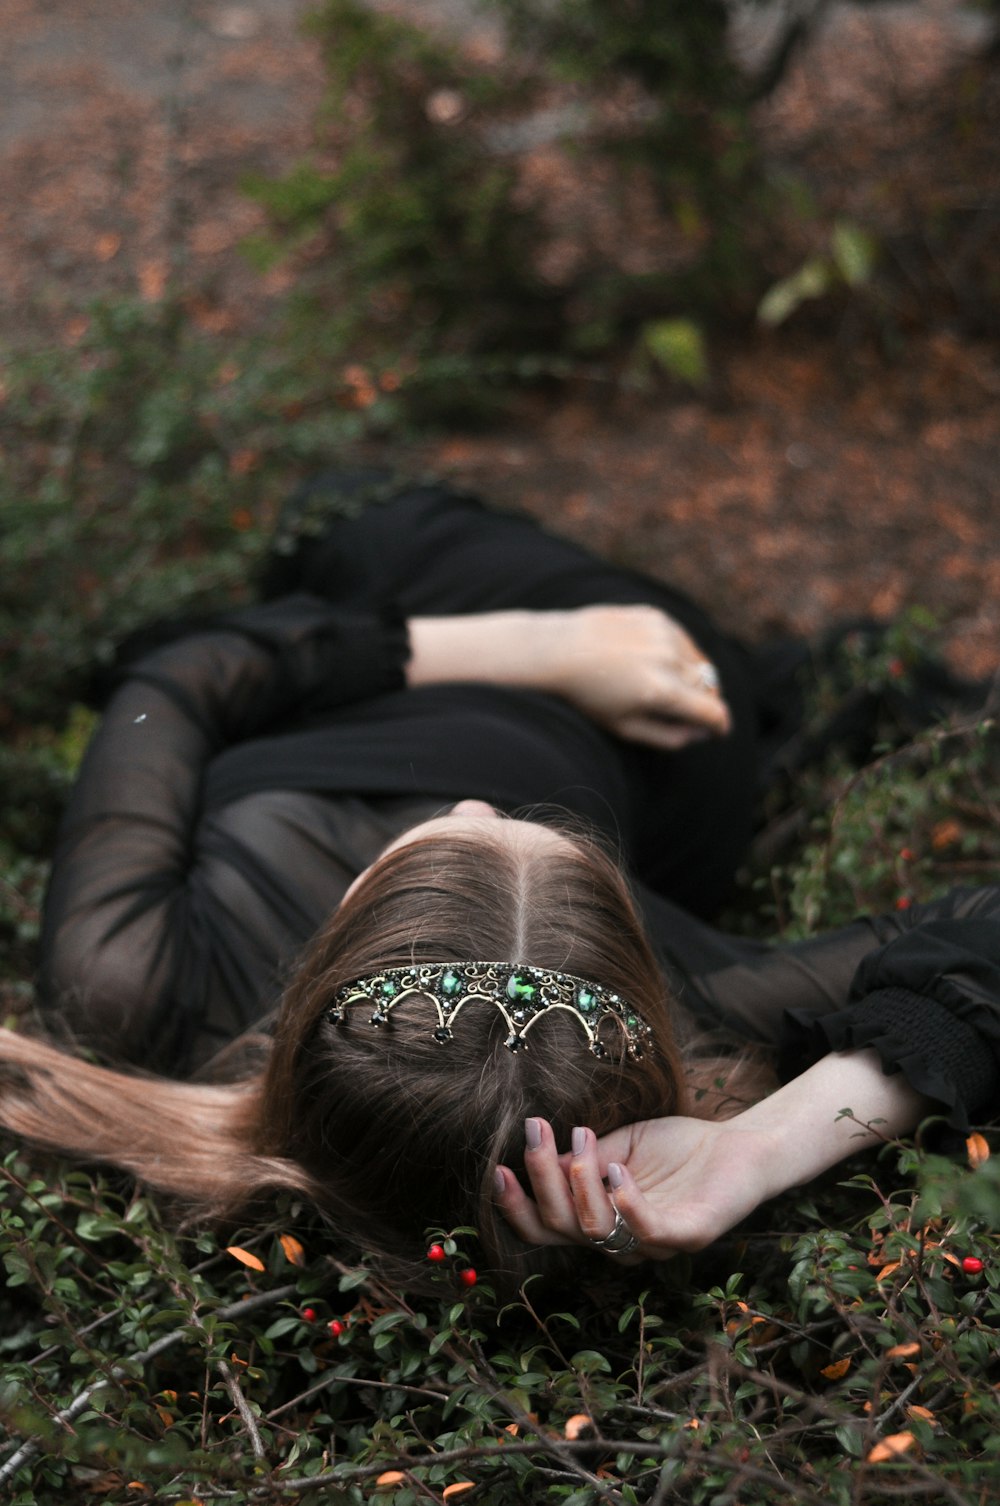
[615,716,713,751]
[521,1117,581,1238]
[570,1129,646,1264]
[604,1162,676,1259]
[497,1120,647,1260]
[567,1126,622,1242]
[656,677,732,735]
[493,1165,566,1247]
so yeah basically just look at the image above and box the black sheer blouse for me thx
[38,482,1000,1129]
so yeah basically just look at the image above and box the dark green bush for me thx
[244,0,777,412]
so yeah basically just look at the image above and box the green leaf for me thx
[757,257,831,326]
[831,221,877,287]
[834,1423,863,1457]
[570,1349,612,1374]
[641,318,709,388]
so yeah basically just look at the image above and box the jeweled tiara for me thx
[325,962,653,1058]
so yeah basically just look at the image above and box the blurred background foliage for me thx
[3,0,998,717]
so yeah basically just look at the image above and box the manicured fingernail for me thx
[494,1168,506,1197]
[608,1163,625,1189]
[525,1118,542,1151]
[571,1126,586,1156]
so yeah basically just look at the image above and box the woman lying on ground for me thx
[2,471,997,1293]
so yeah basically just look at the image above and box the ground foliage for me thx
[2,1094,1000,1502]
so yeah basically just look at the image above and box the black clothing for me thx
[39,483,1000,1130]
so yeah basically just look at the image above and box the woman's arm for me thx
[498,887,1000,1259]
[496,1048,929,1259]
[407,605,732,749]
[38,596,414,1069]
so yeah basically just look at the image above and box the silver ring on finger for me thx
[588,1207,640,1257]
[695,661,720,693]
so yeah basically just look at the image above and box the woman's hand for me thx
[407,605,731,750]
[545,605,730,749]
[496,1114,777,1261]
[496,1051,932,1261]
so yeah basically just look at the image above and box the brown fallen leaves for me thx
[867,1430,917,1464]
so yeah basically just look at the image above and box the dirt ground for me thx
[2,0,998,675]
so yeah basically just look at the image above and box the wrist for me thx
[724,1049,932,1199]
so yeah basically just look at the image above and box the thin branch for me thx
[0,1282,298,1488]
[266,1371,449,1423]
[218,1359,267,1463]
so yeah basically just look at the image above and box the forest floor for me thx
[2,0,998,675]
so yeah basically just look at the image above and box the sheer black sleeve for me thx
[642,884,1000,1131]
[37,596,409,1072]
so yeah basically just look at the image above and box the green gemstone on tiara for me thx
[328,962,653,1060]
[507,973,538,1005]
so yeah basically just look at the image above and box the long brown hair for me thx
[0,829,751,1292]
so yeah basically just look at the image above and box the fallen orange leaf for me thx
[375,1471,406,1488]
[886,1342,920,1359]
[931,819,962,850]
[442,1485,476,1499]
[226,1246,265,1272]
[966,1132,990,1169]
[95,232,122,262]
[228,450,260,478]
[138,259,167,302]
[749,1321,782,1346]
[875,1262,902,1282]
[907,1405,936,1423]
[821,1357,851,1380]
[683,1417,701,1430]
[564,1414,594,1440]
[279,1233,306,1267]
[867,1431,916,1464]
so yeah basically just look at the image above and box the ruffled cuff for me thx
[779,986,995,1132]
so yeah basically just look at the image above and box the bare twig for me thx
[266,1370,450,1423]
[0,1282,298,1488]
[218,1359,267,1463]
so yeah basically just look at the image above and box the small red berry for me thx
[458,1267,478,1288]
[426,1243,446,1263]
[899,847,916,863]
[888,658,905,678]
[895,895,912,910]
[962,1256,985,1275]
[328,1318,346,1337]
[301,1307,317,1322]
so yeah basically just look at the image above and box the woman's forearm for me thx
[406,607,731,746]
[406,613,555,691]
[735,1048,933,1200]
